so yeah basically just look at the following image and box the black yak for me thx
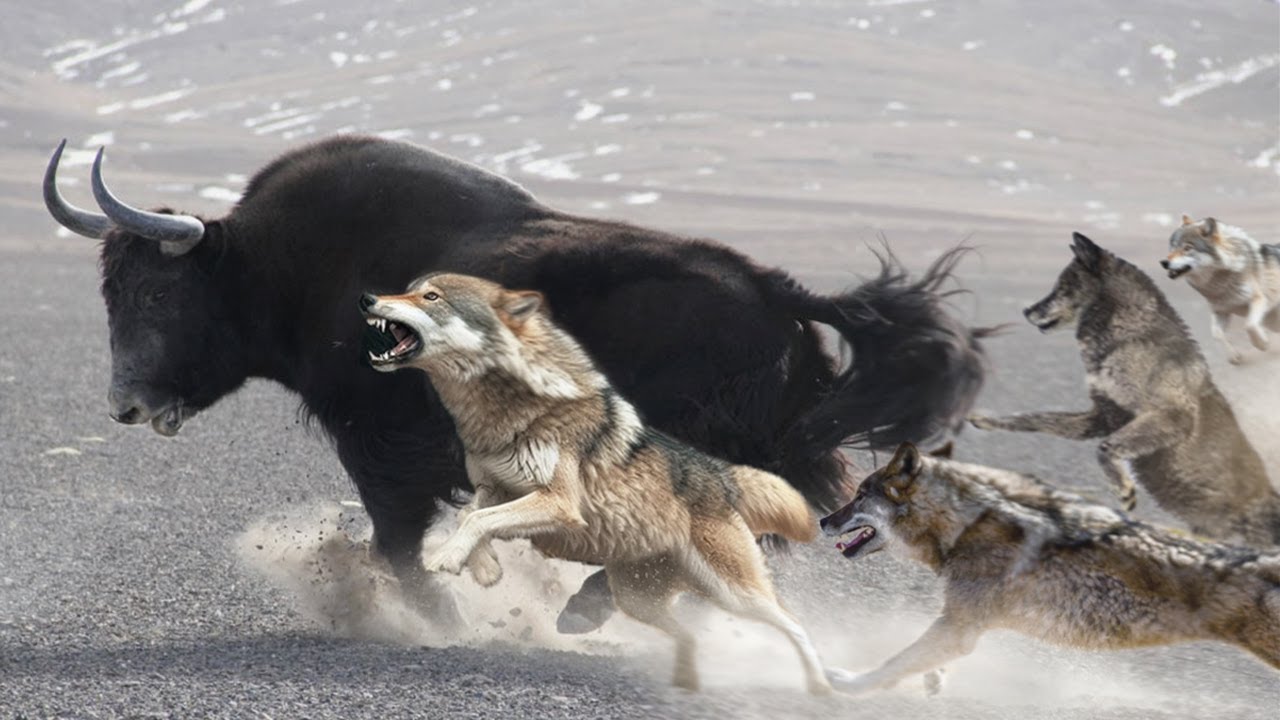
[44,135,988,630]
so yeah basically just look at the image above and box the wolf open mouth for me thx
[835,526,877,558]
[1167,267,1190,280]
[1031,317,1060,333]
[364,316,422,366]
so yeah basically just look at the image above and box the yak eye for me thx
[139,288,167,308]
[424,291,440,301]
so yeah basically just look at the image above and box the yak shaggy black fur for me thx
[92,135,989,598]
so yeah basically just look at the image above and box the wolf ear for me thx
[885,442,923,492]
[1201,217,1221,242]
[498,290,544,327]
[928,441,954,459]
[1181,214,1194,226]
[1071,232,1103,274]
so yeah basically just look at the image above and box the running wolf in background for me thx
[1161,215,1280,364]
[359,273,832,693]
[970,232,1280,547]
[819,442,1280,694]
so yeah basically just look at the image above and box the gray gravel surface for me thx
[2,1,1278,718]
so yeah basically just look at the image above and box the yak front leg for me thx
[827,615,981,694]
[1097,408,1191,512]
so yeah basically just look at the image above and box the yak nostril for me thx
[111,406,142,424]
[359,293,377,312]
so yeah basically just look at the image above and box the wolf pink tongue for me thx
[392,337,415,354]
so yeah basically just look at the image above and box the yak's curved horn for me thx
[91,147,205,256]
[44,139,114,239]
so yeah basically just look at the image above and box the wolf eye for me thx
[424,292,440,301]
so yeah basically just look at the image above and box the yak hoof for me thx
[556,569,616,634]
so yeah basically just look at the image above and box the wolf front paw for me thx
[1227,350,1245,365]
[825,667,878,695]
[467,545,503,587]
[424,544,469,576]
[923,668,946,696]
[1119,488,1137,512]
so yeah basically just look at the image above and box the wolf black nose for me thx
[359,293,377,312]
[1159,259,1170,269]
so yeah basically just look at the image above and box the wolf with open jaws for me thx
[1161,215,1280,364]
[44,135,990,631]
[819,442,1280,694]
[970,232,1280,547]
[361,273,832,693]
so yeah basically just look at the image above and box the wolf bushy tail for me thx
[761,247,993,507]
[733,468,818,543]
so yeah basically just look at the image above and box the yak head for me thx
[45,141,248,436]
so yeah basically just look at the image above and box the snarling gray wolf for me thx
[970,232,1280,547]
[1161,214,1280,364]
[359,273,832,693]
[818,442,1280,693]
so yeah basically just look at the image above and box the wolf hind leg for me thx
[683,518,832,695]
[1264,306,1280,333]
[608,557,698,690]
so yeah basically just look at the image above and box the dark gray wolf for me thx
[43,135,989,630]
[360,273,830,693]
[970,232,1280,546]
[819,442,1280,694]
[1161,214,1280,364]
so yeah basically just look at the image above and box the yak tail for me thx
[762,246,995,508]
[733,467,818,543]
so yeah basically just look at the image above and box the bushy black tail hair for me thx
[765,246,994,504]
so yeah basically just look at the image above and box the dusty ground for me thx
[1,1,1278,717]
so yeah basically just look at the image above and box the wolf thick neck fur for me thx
[907,456,1124,572]
[1078,253,1195,351]
[424,312,641,459]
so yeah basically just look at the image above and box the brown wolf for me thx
[358,273,831,693]
[818,442,1280,694]
[970,232,1280,546]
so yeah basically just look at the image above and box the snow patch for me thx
[1160,54,1280,107]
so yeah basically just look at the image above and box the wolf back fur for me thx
[818,443,1280,693]
[1162,215,1280,364]
[361,273,831,693]
[971,232,1280,547]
